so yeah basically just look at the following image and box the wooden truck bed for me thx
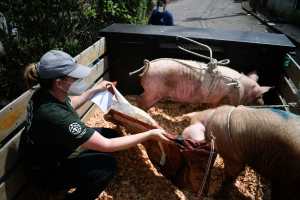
[0,23,299,200]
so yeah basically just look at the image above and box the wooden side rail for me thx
[0,37,108,200]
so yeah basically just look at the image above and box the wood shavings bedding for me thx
[85,96,270,200]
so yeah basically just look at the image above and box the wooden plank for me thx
[0,128,23,181]
[77,59,110,122]
[102,57,110,80]
[74,57,106,92]
[74,37,106,66]
[0,89,36,144]
[82,104,99,123]
[76,76,108,118]
[286,54,300,88]
[76,57,109,117]
[76,101,94,118]
[279,76,298,103]
[0,164,26,200]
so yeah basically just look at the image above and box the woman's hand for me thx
[148,128,170,143]
[92,80,116,92]
[70,80,116,109]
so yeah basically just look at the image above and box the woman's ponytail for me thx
[24,63,39,89]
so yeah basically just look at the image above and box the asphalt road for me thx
[167,0,267,32]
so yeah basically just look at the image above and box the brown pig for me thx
[132,58,271,109]
[183,105,300,200]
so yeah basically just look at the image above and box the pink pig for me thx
[132,58,271,109]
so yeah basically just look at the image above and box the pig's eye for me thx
[256,96,262,100]
[255,96,264,105]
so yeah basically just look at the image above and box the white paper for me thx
[91,90,114,113]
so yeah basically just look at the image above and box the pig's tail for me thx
[129,59,150,76]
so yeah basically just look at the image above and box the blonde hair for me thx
[24,63,39,88]
[24,63,53,89]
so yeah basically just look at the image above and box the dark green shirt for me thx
[25,89,94,168]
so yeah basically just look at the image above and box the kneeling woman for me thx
[22,50,169,200]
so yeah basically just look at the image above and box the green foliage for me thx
[0,0,152,106]
[97,0,152,25]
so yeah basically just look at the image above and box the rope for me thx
[197,133,216,199]
[222,75,241,88]
[171,59,207,71]
[227,107,236,144]
[176,36,230,72]
[226,106,244,162]
[247,104,298,109]
[172,58,240,90]
[177,36,213,60]
[129,60,150,76]
[158,141,167,165]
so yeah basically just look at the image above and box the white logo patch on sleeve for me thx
[69,122,82,135]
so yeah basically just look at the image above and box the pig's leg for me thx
[213,158,244,199]
[137,91,162,110]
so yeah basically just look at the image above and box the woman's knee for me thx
[103,154,117,176]
[88,154,117,185]
[83,153,117,176]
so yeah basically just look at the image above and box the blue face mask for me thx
[67,79,89,96]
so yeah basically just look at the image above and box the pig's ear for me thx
[258,86,272,96]
[182,112,196,122]
[247,70,259,82]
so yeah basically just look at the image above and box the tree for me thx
[0,0,151,108]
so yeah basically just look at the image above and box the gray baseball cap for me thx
[37,50,91,79]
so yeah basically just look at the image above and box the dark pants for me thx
[31,128,118,200]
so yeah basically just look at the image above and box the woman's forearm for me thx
[70,80,112,109]
[82,130,157,152]
[106,131,155,151]
[70,88,99,109]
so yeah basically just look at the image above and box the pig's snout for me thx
[182,122,206,142]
